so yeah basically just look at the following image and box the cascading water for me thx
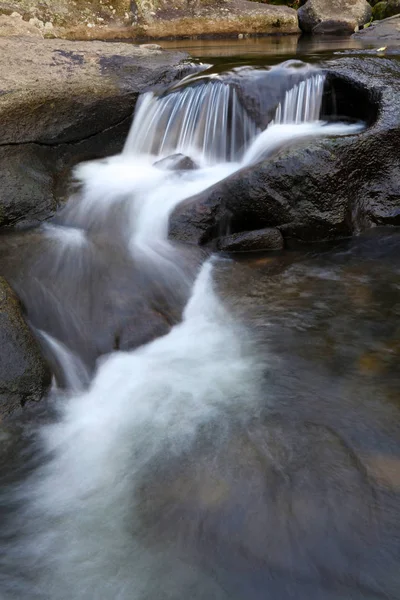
[272,73,325,124]
[0,63,365,600]
[124,80,259,163]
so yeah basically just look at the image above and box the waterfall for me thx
[272,73,325,125]
[0,63,365,600]
[124,71,327,166]
[124,80,259,164]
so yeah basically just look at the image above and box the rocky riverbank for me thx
[0,0,389,41]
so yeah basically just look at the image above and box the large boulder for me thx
[0,277,50,418]
[298,0,372,34]
[0,0,299,39]
[0,36,190,228]
[132,0,299,38]
[169,57,400,247]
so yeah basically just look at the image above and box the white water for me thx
[124,81,259,163]
[273,73,325,125]
[0,66,365,600]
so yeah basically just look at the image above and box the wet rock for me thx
[169,57,400,246]
[298,0,372,34]
[217,228,284,252]
[0,228,206,374]
[0,36,191,228]
[0,277,51,419]
[154,154,198,171]
[354,12,400,41]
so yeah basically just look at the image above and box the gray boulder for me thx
[298,0,372,34]
[0,277,50,418]
[353,13,400,41]
[0,36,191,229]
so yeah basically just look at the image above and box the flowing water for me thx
[0,56,399,600]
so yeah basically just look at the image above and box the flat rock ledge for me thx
[0,36,190,228]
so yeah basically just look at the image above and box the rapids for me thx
[0,60,382,600]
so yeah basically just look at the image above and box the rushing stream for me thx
[0,57,399,600]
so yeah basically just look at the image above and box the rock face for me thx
[353,13,400,40]
[0,0,299,40]
[0,37,190,228]
[0,277,50,418]
[169,57,400,247]
[298,0,372,34]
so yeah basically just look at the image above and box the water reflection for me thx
[160,34,372,62]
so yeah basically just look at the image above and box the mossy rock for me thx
[372,0,400,19]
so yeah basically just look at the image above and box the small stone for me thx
[44,21,53,30]
[29,17,44,29]
[238,33,244,39]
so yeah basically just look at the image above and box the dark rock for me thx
[154,154,198,171]
[169,57,400,246]
[221,61,324,131]
[0,277,51,418]
[0,36,191,228]
[217,228,284,252]
[298,0,372,34]
[372,0,400,20]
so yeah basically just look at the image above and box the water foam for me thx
[1,261,262,600]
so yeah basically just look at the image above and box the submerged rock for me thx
[0,37,191,229]
[298,0,372,34]
[217,228,284,252]
[169,57,400,246]
[0,277,50,418]
[154,154,199,171]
